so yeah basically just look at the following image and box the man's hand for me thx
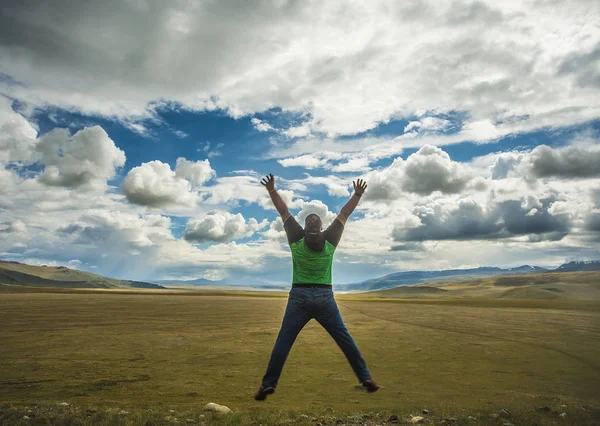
[353,178,367,196]
[261,173,276,192]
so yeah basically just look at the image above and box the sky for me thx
[0,0,599,286]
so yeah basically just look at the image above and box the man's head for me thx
[304,214,322,234]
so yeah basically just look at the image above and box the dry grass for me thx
[0,288,598,421]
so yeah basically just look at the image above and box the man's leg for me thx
[314,293,372,384]
[261,291,312,389]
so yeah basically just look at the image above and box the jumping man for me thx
[254,173,379,401]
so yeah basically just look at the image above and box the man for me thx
[254,173,379,401]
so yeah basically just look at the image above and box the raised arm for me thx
[261,173,292,223]
[336,178,367,226]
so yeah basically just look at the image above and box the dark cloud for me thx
[393,197,570,242]
[390,242,425,251]
[592,187,600,208]
[523,144,600,179]
[558,43,600,89]
[585,213,600,232]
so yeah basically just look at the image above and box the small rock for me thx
[199,414,205,418]
[299,414,310,419]
[537,406,552,413]
[559,412,567,419]
[23,415,30,421]
[499,408,511,419]
[468,415,477,421]
[489,413,499,419]
[26,409,33,414]
[408,415,424,424]
[164,415,179,423]
[203,402,232,414]
[170,409,176,414]
[388,414,399,423]
[119,410,129,415]
[58,402,70,407]
[345,415,362,422]
[422,409,429,415]
[185,419,196,424]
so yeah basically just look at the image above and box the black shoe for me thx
[254,384,275,401]
[362,379,380,393]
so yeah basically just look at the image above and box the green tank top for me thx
[289,237,337,285]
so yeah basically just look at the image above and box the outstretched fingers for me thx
[260,173,274,186]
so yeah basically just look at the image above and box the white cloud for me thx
[296,200,337,229]
[183,211,268,243]
[122,158,215,207]
[402,145,472,195]
[36,126,126,190]
[251,118,274,132]
[285,174,351,197]
[404,117,451,133]
[198,141,224,159]
[174,157,215,186]
[1,0,597,140]
[0,96,38,165]
[364,145,472,200]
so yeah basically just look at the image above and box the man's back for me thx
[284,216,344,285]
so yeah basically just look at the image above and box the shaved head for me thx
[305,214,322,233]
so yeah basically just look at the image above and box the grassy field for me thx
[1,287,599,425]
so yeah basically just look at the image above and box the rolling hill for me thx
[338,261,600,292]
[0,261,164,289]
[362,271,600,300]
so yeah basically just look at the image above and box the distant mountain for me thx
[154,278,229,286]
[0,261,164,289]
[336,265,549,292]
[554,261,600,272]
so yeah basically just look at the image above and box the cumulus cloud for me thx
[296,200,337,229]
[487,152,523,180]
[520,142,600,179]
[392,196,570,242]
[0,96,38,165]
[183,212,267,243]
[402,145,471,195]
[365,145,472,200]
[36,126,126,190]
[58,211,173,249]
[174,157,215,185]
[121,158,215,207]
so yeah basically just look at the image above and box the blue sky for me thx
[1,0,599,286]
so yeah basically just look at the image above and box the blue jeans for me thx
[262,286,371,388]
